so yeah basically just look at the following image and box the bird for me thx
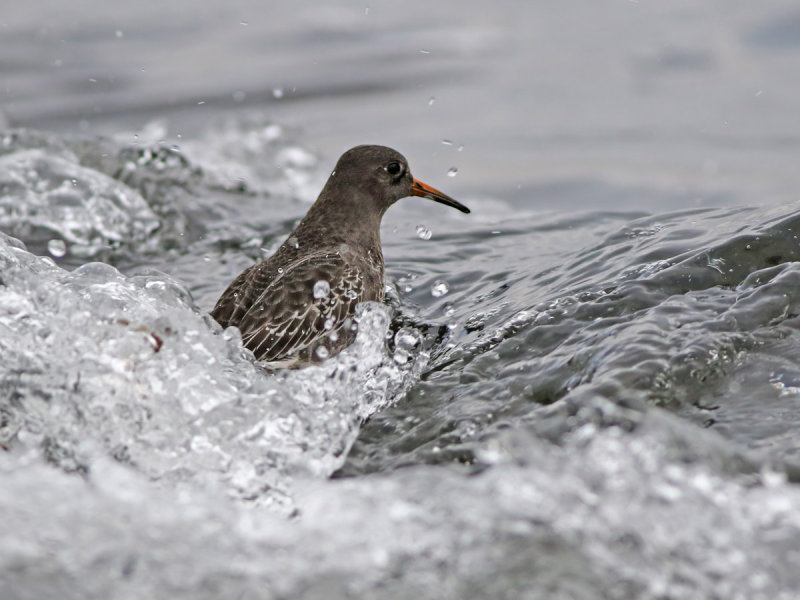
[211,144,470,368]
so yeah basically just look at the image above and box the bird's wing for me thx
[211,261,277,329]
[236,253,369,362]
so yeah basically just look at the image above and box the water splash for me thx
[0,233,422,511]
[0,146,159,258]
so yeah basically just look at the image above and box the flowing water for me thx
[3,2,800,599]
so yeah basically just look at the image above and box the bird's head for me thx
[323,145,470,218]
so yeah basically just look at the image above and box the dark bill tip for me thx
[411,179,471,214]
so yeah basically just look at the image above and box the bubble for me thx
[272,88,284,99]
[428,96,436,106]
[287,236,299,249]
[47,239,67,258]
[315,346,329,360]
[313,280,330,299]
[442,139,453,146]
[431,280,449,297]
[115,30,124,39]
[447,167,458,178]
[324,317,336,330]
[416,225,432,240]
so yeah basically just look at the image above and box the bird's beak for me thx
[411,179,470,214]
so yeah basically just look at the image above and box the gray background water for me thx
[5,0,800,208]
[4,2,800,599]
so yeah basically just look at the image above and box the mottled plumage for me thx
[211,145,470,367]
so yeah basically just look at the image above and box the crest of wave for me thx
[0,232,421,512]
[0,132,161,258]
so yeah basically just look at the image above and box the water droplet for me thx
[338,243,350,255]
[428,96,436,106]
[287,236,299,249]
[364,6,369,15]
[240,20,249,26]
[447,167,458,178]
[47,239,67,258]
[431,280,449,297]
[442,302,456,316]
[313,280,330,299]
[393,327,422,365]
[442,139,453,146]
[416,225,432,240]
[324,317,336,330]
[197,100,205,105]
[345,289,358,300]
[315,345,329,360]
[272,88,284,99]
[277,267,284,274]
[457,144,464,152]
[329,330,339,342]
[419,49,431,55]
[115,30,124,38]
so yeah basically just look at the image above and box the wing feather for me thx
[235,253,371,362]
[211,262,276,328]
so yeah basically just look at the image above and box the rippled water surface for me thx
[4,2,800,599]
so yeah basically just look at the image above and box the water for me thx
[3,1,800,599]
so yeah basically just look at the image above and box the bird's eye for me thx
[386,162,403,176]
